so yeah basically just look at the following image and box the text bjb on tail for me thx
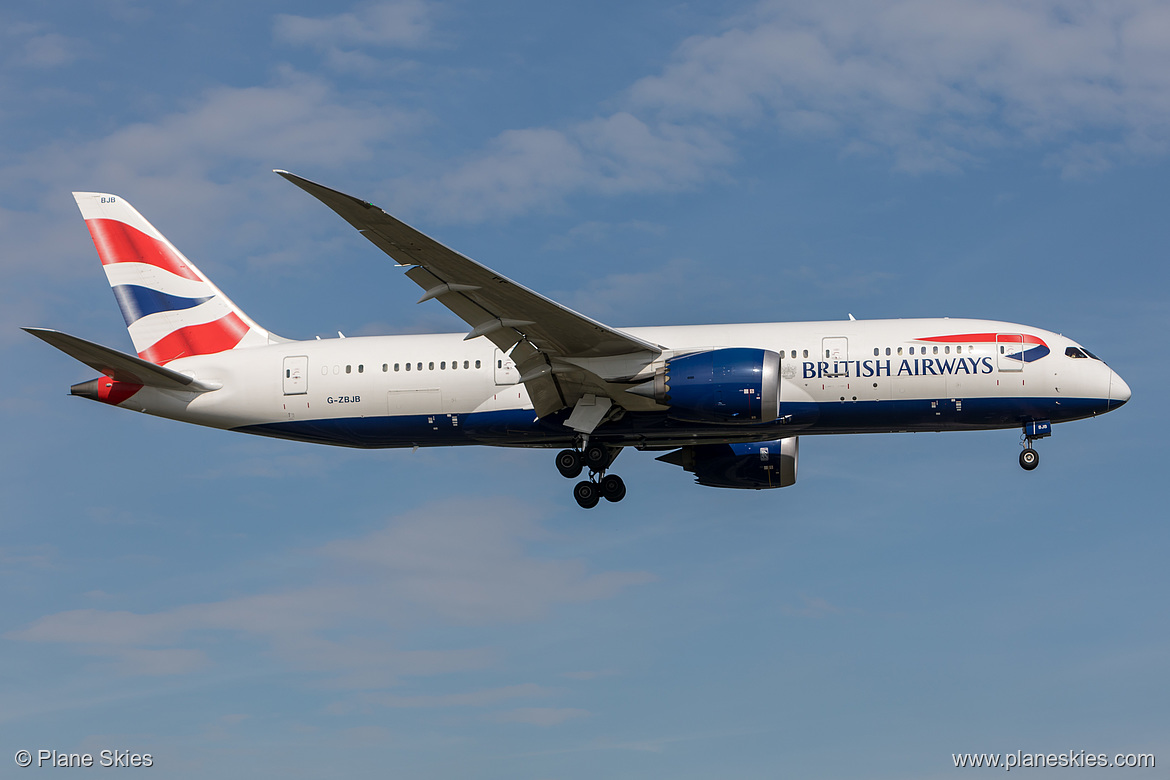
[73,192,277,365]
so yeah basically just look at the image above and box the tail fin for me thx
[73,192,279,365]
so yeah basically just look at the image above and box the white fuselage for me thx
[111,317,1129,451]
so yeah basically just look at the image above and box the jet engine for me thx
[630,348,781,424]
[656,437,798,490]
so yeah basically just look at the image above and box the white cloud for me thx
[8,499,654,687]
[487,707,590,726]
[373,683,551,708]
[780,593,845,618]
[394,0,1170,222]
[321,499,656,623]
[19,33,83,68]
[629,0,1170,174]
[399,114,731,222]
[0,68,425,285]
[275,1,432,50]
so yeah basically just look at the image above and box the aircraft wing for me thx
[277,171,664,421]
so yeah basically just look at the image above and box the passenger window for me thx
[475,360,481,369]
[429,362,434,370]
[394,363,400,372]
[441,361,446,370]
[873,348,879,356]
[452,360,457,370]
[956,346,962,354]
[944,346,950,354]
[933,346,938,355]
[790,350,796,359]
[417,363,422,371]
[286,369,290,378]
[803,350,808,358]
[382,363,388,372]
[346,365,351,374]
[463,360,469,369]
[406,363,411,371]
[358,364,364,373]
[897,347,903,355]
[885,347,891,356]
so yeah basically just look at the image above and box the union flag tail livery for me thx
[29,173,1131,508]
[73,192,276,365]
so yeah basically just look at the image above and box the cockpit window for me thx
[1066,346,1103,361]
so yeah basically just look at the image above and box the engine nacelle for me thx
[631,348,781,424]
[656,437,798,490]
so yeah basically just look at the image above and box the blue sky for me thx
[2,2,1167,777]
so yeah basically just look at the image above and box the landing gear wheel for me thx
[573,480,600,509]
[583,444,608,472]
[556,449,583,479]
[1019,447,1039,471]
[600,474,626,503]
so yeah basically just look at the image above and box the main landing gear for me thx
[1018,420,1051,472]
[556,443,626,508]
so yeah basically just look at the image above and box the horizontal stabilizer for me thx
[23,328,220,392]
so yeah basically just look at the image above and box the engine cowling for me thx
[656,438,798,490]
[631,348,781,424]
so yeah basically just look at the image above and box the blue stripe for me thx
[233,397,1111,449]
[110,285,213,326]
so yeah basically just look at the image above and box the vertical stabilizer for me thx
[73,192,276,365]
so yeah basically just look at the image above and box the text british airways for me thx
[803,357,995,379]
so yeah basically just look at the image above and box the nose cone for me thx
[1108,370,1131,409]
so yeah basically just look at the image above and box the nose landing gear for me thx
[556,443,627,508]
[1018,420,1051,471]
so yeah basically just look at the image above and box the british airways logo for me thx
[918,332,1050,363]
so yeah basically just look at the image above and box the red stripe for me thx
[137,312,251,365]
[917,332,1047,346]
[85,218,202,280]
[97,377,143,406]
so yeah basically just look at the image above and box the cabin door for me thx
[494,349,519,385]
[996,334,1024,372]
[283,356,308,395]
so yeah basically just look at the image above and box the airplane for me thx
[26,171,1131,508]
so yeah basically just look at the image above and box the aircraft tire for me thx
[556,449,584,479]
[1019,447,1039,471]
[574,480,600,509]
[583,444,608,471]
[600,474,626,503]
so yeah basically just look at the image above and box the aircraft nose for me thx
[1108,370,1131,409]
